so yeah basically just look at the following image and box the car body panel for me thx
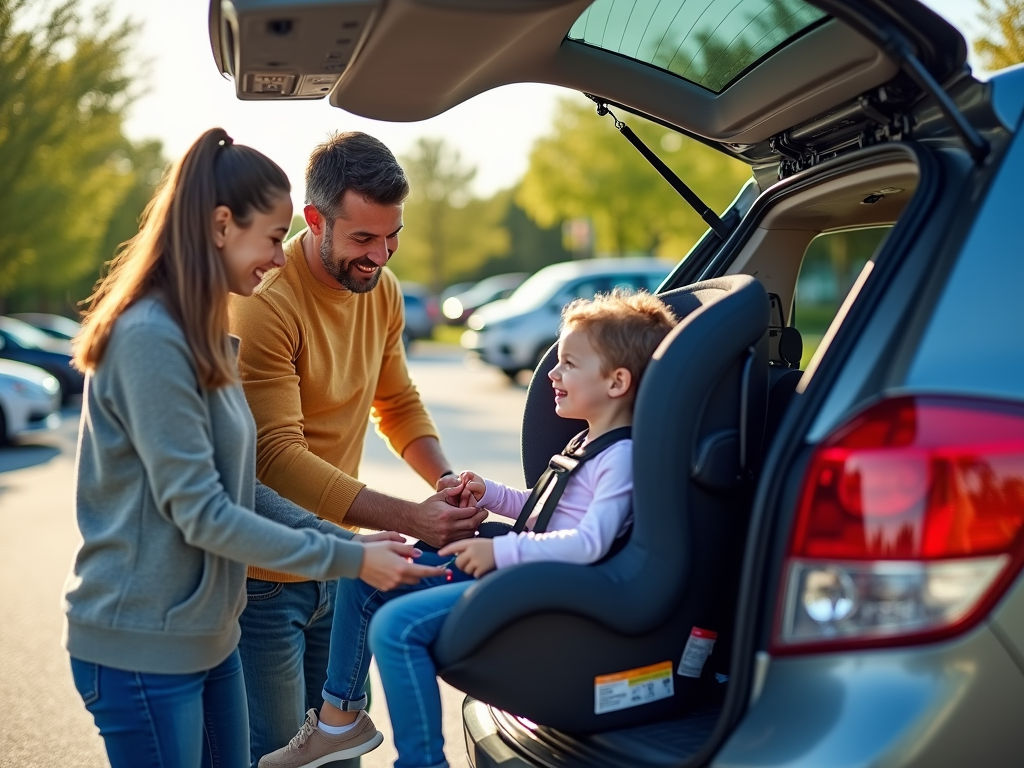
[0,360,61,441]
[903,108,1024,404]
[9,312,82,342]
[714,624,1024,768]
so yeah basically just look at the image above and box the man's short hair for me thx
[305,132,409,218]
[561,289,678,391]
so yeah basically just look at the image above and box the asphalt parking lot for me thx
[0,343,527,768]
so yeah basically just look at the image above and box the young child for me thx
[259,290,677,768]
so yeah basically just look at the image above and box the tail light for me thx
[773,395,1024,654]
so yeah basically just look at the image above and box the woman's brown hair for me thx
[73,128,290,388]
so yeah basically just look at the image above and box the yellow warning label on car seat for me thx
[594,661,674,715]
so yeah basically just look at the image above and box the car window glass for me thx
[608,274,648,292]
[505,269,573,312]
[566,0,828,93]
[556,278,612,305]
[794,226,892,367]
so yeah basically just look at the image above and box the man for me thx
[229,132,485,766]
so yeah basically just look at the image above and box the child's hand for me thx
[438,538,496,578]
[444,471,485,508]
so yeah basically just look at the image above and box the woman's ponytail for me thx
[74,128,290,389]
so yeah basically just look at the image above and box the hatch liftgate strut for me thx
[587,95,730,241]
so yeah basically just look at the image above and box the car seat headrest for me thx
[779,327,803,368]
[766,292,802,369]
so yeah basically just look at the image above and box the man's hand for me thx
[435,472,461,493]
[351,531,405,544]
[410,490,487,549]
[357,541,447,591]
[439,538,497,578]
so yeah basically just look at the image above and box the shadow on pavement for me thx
[0,444,62,474]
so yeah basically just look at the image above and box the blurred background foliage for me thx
[0,0,166,314]
[2,0,1022,321]
[516,95,750,260]
[974,0,1023,70]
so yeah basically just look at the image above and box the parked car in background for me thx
[440,272,529,325]
[462,259,671,378]
[0,317,84,403]
[9,312,82,343]
[439,281,475,306]
[0,359,61,444]
[400,282,438,348]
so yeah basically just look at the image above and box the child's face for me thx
[548,327,620,422]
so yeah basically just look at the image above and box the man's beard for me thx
[319,220,383,293]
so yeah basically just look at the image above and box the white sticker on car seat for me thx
[677,627,717,678]
[594,661,674,715]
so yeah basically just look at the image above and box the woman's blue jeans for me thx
[69,649,249,768]
[368,581,475,768]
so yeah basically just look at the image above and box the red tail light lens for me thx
[774,396,1024,653]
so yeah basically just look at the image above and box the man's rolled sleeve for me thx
[370,277,438,457]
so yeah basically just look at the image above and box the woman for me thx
[62,128,443,768]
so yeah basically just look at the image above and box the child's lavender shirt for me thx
[480,440,633,569]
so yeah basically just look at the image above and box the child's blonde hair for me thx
[561,289,678,390]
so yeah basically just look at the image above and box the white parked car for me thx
[0,360,61,444]
[461,258,672,378]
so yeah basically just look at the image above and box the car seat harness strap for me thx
[512,426,632,535]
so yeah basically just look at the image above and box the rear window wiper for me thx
[587,95,730,241]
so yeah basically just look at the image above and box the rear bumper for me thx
[463,623,1024,768]
[463,696,532,768]
[715,625,1024,768]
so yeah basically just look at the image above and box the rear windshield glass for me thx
[566,0,829,93]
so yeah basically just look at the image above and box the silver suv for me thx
[461,258,672,379]
[212,1,1024,765]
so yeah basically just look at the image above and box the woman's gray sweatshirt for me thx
[63,296,364,674]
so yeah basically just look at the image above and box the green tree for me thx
[396,137,508,291]
[518,95,749,259]
[0,0,162,312]
[477,190,570,281]
[974,0,1024,70]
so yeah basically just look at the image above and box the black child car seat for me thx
[433,275,769,733]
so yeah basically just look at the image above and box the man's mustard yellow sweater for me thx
[229,232,438,582]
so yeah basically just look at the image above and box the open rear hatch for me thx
[210,0,983,182]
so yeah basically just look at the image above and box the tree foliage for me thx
[974,0,1024,71]
[517,95,750,259]
[0,0,164,312]
[395,137,509,291]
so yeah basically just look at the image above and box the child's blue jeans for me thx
[321,552,473,715]
[369,580,475,768]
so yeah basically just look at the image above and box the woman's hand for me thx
[357,541,447,591]
[438,538,496,578]
[351,530,405,544]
